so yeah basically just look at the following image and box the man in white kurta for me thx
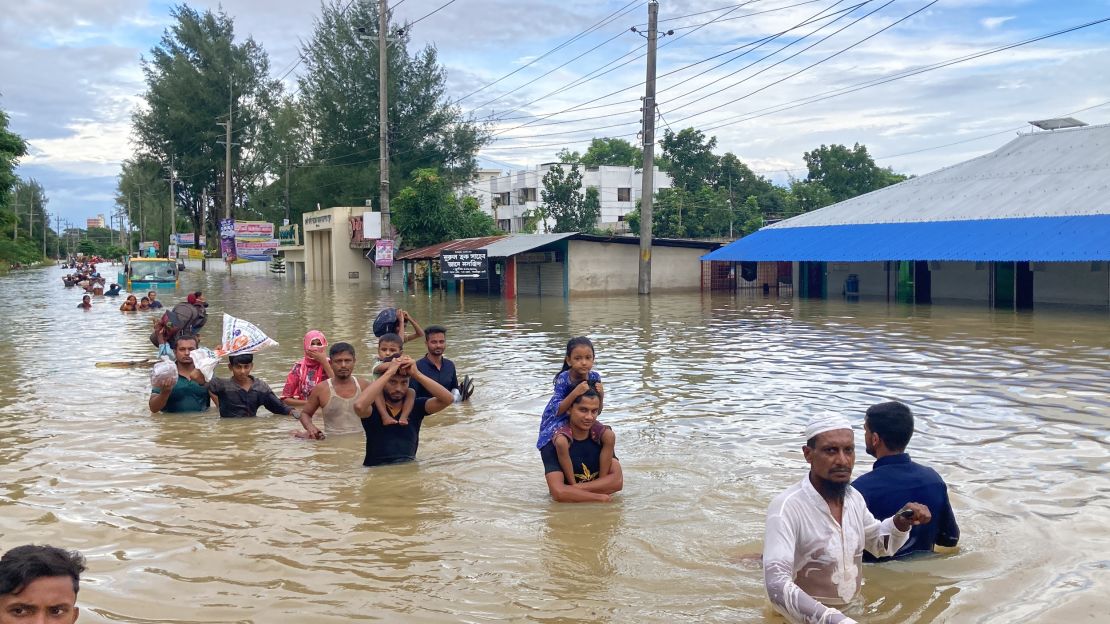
[763,415,931,624]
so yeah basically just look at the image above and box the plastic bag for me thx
[150,358,178,387]
[191,348,220,382]
[214,313,279,357]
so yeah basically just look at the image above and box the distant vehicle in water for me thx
[119,256,179,291]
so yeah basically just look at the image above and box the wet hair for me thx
[329,342,356,359]
[140,296,150,303]
[228,353,253,366]
[378,332,403,347]
[570,388,601,407]
[424,325,446,340]
[556,336,595,381]
[0,544,86,596]
[173,333,199,349]
[865,401,914,452]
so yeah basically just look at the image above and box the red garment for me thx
[281,330,329,400]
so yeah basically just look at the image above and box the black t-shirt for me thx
[412,355,458,398]
[540,437,611,485]
[361,397,432,466]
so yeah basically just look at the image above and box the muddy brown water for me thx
[0,265,1107,623]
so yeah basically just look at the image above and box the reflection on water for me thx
[0,265,1107,623]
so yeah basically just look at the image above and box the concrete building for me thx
[397,233,719,297]
[461,164,673,233]
[702,119,1110,309]
[86,215,106,229]
[280,206,378,282]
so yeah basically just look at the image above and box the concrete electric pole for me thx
[637,0,659,295]
[217,77,236,273]
[379,0,392,286]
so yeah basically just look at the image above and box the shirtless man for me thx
[296,342,367,439]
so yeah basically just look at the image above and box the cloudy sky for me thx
[2,0,1109,226]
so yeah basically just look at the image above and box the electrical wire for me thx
[406,0,463,28]
[667,0,925,125]
[454,0,644,104]
[697,15,1110,133]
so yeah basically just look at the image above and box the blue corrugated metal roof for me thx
[701,215,1110,262]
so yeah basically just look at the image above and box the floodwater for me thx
[1,264,1107,623]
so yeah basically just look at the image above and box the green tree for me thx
[558,137,642,167]
[540,164,598,233]
[0,108,27,214]
[295,0,488,222]
[116,157,176,252]
[660,128,719,192]
[582,187,601,232]
[803,143,907,203]
[132,4,282,240]
[788,178,836,214]
[391,168,496,248]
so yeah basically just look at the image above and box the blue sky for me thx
[2,0,1109,227]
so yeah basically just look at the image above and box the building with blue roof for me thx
[701,119,1110,309]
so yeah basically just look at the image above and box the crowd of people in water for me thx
[63,258,167,313]
[30,269,965,623]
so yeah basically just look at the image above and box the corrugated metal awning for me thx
[483,233,576,258]
[701,215,1110,262]
[396,235,508,261]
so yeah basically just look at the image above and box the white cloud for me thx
[981,16,1017,30]
[24,119,132,178]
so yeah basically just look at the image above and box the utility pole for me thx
[379,0,392,286]
[218,77,235,273]
[201,189,208,271]
[284,155,291,224]
[167,154,177,258]
[55,215,62,259]
[27,191,33,237]
[637,0,659,295]
[11,188,20,241]
[42,211,48,258]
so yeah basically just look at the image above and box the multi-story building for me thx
[462,164,672,233]
[86,214,106,229]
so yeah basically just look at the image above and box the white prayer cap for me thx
[805,413,853,441]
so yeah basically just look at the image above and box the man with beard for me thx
[354,355,453,466]
[413,325,473,402]
[762,415,932,624]
[148,334,210,413]
[295,342,368,439]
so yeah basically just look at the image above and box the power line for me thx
[667,0,924,125]
[454,0,644,104]
[470,2,643,111]
[483,0,844,132]
[485,1,851,145]
[406,0,463,28]
[483,0,763,134]
[661,0,883,117]
[698,15,1110,133]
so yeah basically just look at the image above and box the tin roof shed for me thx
[704,123,1110,262]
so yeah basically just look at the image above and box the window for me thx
[497,192,510,206]
[617,187,632,202]
[498,219,512,232]
[519,187,537,202]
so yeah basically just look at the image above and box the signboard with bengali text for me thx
[440,250,488,280]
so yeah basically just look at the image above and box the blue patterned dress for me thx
[536,370,602,449]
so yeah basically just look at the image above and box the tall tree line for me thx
[119,0,491,250]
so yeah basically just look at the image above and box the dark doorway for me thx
[800,261,826,298]
[914,261,932,304]
[993,262,1015,308]
[1015,261,1033,309]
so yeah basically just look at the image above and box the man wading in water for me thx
[295,343,367,439]
[762,414,932,623]
[353,355,453,466]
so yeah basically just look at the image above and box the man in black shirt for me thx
[541,389,623,503]
[207,354,297,419]
[354,355,454,466]
[412,325,458,399]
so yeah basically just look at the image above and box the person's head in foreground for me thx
[0,544,86,623]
